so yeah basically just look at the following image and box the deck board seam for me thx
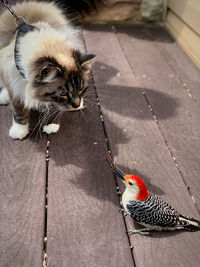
[114,27,200,216]
[154,43,200,109]
[43,135,49,267]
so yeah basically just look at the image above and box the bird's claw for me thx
[119,208,128,216]
[128,229,150,235]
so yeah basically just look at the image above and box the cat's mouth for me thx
[59,97,85,112]
[66,105,86,112]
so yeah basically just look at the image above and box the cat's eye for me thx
[45,91,56,97]
[128,181,133,185]
[41,67,51,78]
[58,86,66,96]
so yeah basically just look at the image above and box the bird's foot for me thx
[128,228,150,235]
[119,208,128,216]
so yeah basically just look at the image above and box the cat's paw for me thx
[42,123,60,134]
[0,87,10,105]
[9,122,29,140]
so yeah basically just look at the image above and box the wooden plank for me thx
[116,24,200,213]
[46,85,134,266]
[84,25,200,267]
[165,10,200,69]
[0,106,46,266]
[168,0,200,36]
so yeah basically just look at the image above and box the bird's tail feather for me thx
[179,215,200,231]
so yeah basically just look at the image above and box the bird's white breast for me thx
[122,189,133,215]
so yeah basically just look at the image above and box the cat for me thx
[0,1,96,139]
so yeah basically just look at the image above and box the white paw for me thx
[42,123,60,134]
[9,121,29,140]
[0,87,10,105]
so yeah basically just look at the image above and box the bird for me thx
[107,154,200,235]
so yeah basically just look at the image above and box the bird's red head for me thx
[124,175,149,201]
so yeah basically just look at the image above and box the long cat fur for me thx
[0,1,96,139]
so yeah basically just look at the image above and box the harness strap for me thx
[14,22,38,79]
[1,0,39,78]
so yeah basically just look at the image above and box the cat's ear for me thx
[80,54,96,74]
[40,64,60,83]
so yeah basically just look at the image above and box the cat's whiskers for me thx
[43,107,60,125]
[80,109,88,121]
[28,111,44,140]
[52,109,64,124]
[84,91,109,101]
[84,100,97,106]
[35,107,59,141]
[34,112,48,142]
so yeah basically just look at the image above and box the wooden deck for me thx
[1,25,200,267]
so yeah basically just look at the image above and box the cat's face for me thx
[30,50,95,111]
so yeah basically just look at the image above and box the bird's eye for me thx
[128,181,133,185]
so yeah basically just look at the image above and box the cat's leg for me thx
[0,86,10,105]
[9,98,30,140]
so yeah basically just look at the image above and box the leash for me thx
[1,0,38,78]
[0,0,25,25]
[14,22,38,78]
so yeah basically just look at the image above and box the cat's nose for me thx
[71,97,80,108]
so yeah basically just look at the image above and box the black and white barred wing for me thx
[127,193,182,227]
[126,193,200,230]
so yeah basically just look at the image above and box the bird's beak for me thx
[106,154,126,183]
[113,168,126,182]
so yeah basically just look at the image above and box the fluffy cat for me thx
[0,1,96,139]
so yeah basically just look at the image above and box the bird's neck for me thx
[136,187,149,200]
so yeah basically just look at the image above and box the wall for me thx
[165,0,200,68]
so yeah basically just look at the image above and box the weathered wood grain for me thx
[0,107,46,267]
[155,28,200,105]
[83,25,200,267]
[46,84,134,267]
[116,25,200,212]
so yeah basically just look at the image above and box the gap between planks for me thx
[43,135,50,267]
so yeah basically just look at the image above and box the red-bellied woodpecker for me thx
[108,156,200,235]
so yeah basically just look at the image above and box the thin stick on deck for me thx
[107,154,126,181]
